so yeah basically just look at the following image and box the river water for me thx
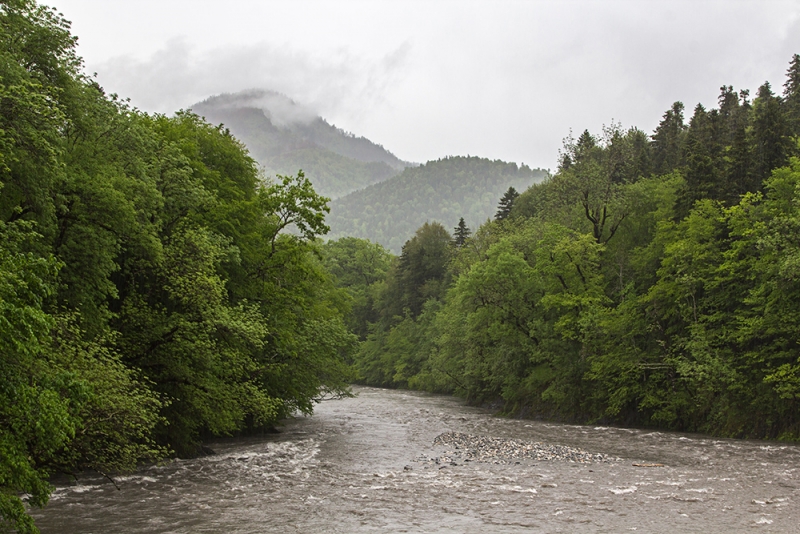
[32,386,799,533]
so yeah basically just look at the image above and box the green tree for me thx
[495,186,519,220]
[321,237,393,339]
[783,54,800,138]
[675,104,721,217]
[651,101,686,175]
[396,221,452,317]
[453,217,471,247]
[751,82,791,183]
[0,220,63,534]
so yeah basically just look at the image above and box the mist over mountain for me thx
[191,90,411,198]
[327,156,549,253]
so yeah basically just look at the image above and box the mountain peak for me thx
[189,89,411,199]
[193,89,317,127]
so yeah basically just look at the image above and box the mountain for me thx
[327,156,548,253]
[190,90,411,199]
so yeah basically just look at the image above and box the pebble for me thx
[422,431,619,465]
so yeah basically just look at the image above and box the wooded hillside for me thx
[345,55,800,442]
[191,91,409,199]
[327,156,548,253]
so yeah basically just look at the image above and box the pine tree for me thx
[783,53,800,138]
[752,82,790,183]
[651,101,687,175]
[495,186,519,220]
[453,217,471,247]
[676,104,719,217]
[724,89,757,200]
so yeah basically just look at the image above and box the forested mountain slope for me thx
[191,91,410,199]
[326,156,548,253]
[335,54,800,442]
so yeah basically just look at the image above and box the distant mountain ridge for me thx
[327,156,549,253]
[191,90,411,199]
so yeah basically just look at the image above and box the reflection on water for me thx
[33,386,800,533]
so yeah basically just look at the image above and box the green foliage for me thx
[353,58,800,444]
[452,217,471,247]
[327,156,548,253]
[321,237,393,339]
[494,187,519,220]
[0,3,358,530]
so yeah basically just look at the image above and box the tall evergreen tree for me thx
[752,82,791,183]
[676,104,719,217]
[453,217,471,247]
[495,186,520,220]
[783,53,800,138]
[651,101,687,175]
[724,89,757,200]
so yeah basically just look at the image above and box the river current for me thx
[32,386,799,533]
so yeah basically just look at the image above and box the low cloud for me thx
[93,38,411,120]
[194,89,318,126]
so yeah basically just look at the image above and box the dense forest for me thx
[326,157,548,252]
[191,91,408,199]
[0,3,356,532]
[5,0,800,531]
[341,55,800,442]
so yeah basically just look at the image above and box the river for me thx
[32,386,799,533]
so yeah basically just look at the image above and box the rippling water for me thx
[32,386,800,533]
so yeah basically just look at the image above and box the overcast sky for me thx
[50,0,800,170]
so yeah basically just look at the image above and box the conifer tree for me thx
[752,82,790,183]
[495,186,519,220]
[676,104,719,217]
[651,101,687,175]
[783,53,800,138]
[453,217,471,247]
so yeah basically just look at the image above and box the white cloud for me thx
[94,38,411,122]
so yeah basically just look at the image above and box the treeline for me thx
[1,3,355,532]
[338,55,800,441]
[327,156,548,253]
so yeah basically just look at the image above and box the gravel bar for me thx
[425,431,620,465]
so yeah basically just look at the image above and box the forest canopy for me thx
[326,156,548,253]
[0,2,355,531]
[4,1,800,531]
[347,54,800,443]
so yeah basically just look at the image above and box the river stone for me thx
[428,431,619,464]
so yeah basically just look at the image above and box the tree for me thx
[0,219,64,534]
[396,222,452,317]
[651,102,687,175]
[783,53,800,138]
[676,104,720,217]
[495,186,519,220]
[752,82,791,183]
[258,170,331,255]
[554,126,632,244]
[453,217,471,246]
[321,237,393,339]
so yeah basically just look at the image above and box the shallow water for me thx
[33,386,800,533]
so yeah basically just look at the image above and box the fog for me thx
[51,0,800,169]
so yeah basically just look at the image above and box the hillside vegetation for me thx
[191,91,408,199]
[327,156,548,253]
[331,55,800,441]
[0,5,355,531]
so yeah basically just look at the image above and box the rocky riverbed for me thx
[424,431,621,466]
